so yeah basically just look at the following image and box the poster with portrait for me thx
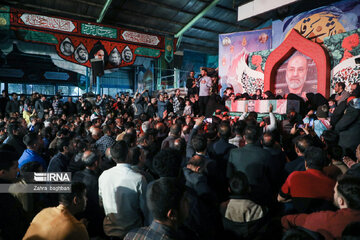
[74,43,88,63]
[274,51,318,97]
[89,41,108,65]
[218,29,272,95]
[60,37,74,56]
[272,0,360,48]
[122,46,133,63]
[108,47,121,66]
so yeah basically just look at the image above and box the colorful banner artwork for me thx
[8,7,174,69]
[324,28,360,92]
[272,0,360,48]
[54,34,139,68]
[10,8,167,49]
[218,29,272,95]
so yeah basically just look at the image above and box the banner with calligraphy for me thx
[8,7,175,69]
[272,0,360,48]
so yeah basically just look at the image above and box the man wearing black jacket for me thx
[186,70,198,97]
[0,148,30,240]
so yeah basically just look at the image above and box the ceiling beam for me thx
[175,0,220,38]
[97,0,113,23]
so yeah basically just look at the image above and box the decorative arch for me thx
[263,29,330,98]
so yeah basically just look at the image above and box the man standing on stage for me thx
[186,70,198,97]
[198,68,212,116]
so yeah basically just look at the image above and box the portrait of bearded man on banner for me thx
[74,43,89,64]
[109,47,121,66]
[89,41,109,65]
[275,51,318,98]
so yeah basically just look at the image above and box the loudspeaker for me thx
[90,58,104,77]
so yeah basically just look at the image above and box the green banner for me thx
[164,35,174,63]
[16,29,58,44]
[81,23,117,39]
[0,6,10,30]
[135,47,160,57]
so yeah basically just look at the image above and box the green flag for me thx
[164,36,174,63]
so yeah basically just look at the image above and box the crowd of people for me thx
[0,72,360,240]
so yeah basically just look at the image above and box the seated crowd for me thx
[0,81,360,240]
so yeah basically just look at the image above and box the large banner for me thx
[7,7,175,69]
[272,0,360,48]
[218,29,272,95]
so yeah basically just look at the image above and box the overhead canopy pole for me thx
[176,35,183,49]
[174,0,220,38]
[97,0,113,23]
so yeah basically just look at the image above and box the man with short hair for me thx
[157,93,168,119]
[220,171,267,239]
[229,121,246,148]
[281,176,360,239]
[3,122,26,156]
[334,82,350,104]
[35,95,46,119]
[124,177,188,240]
[73,150,104,237]
[23,182,89,239]
[96,125,115,156]
[284,135,312,177]
[47,137,71,172]
[278,146,336,213]
[145,97,157,118]
[63,96,77,117]
[0,148,30,240]
[186,70,198,97]
[198,68,212,116]
[209,122,237,177]
[0,90,9,117]
[134,89,147,119]
[227,126,273,205]
[5,93,19,115]
[161,124,181,149]
[18,132,46,170]
[173,89,181,115]
[262,132,286,190]
[99,141,149,238]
